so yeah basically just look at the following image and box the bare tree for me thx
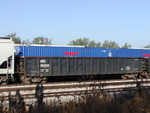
[6,33,21,44]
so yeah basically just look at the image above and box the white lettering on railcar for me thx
[40,59,46,63]
[45,69,49,72]
[126,66,130,70]
[30,71,37,73]
[40,64,50,68]
[101,50,107,53]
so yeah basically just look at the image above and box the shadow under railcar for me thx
[47,74,122,82]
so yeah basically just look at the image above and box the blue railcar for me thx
[15,45,150,58]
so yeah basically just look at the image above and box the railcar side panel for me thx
[119,58,126,73]
[25,58,39,77]
[18,57,143,77]
[133,58,142,73]
[40,58,50,76]
[85,58,91,75]
[52,58,59,76]
[113,58,119,73]
[69,58,76,75]
[92,58,99,74]
[99,59,106,74]
[60,58,67,76]
[148,58,150,74]
[77,58,84,75]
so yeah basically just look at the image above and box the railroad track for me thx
[0,79,150,104]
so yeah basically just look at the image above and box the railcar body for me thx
[14,45,150,83]
[18,57,143,76]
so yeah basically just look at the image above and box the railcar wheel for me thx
[145,75,150,79]
[31,77,42,83]
[121,76,127,80]
[139,75,143,79]
[141,71,149,79]
[41,77,47,83]
[1,78,8,85]
[145,72,150,79]
[21,76,31,84]
[1,82,7,85]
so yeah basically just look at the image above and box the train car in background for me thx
[0,37,14,84]
[0,37,150,84]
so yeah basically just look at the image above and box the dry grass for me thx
[1,83,150,113]
[27,89,150,113]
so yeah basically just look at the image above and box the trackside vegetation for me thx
[6,33,150,48]
[0,82,150,113]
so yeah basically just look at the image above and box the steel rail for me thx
[0,79,149,102]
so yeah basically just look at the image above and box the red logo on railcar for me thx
[63,52,79,56]
[143,54,150,57]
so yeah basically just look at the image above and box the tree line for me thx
[5,33,150,48]
[6,33,52,45]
